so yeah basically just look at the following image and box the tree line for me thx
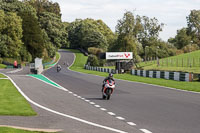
[1,0,199,66]
[168,10,200,54]
[0,0,68,63]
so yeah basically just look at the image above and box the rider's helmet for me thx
[109,73,113,78]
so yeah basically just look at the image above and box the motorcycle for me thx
[57,65,61,72]
[102,79,115,100]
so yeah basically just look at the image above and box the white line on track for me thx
[6,68,23,74]
[89,102,95,105]
[127,122,136,126]
[0,78,9,79]
[100,108,107,111]
[85,100,90,102]
[94,105,101,108]
[116,117,125,120]
[107,112,116,116]
[140,129,152,133]
[2,73,128,133]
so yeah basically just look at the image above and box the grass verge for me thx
[0,74,6,78]
[67,49,200,92]
[0,127,56,133]
[0,64,6,69]
[44,52,60,69]
[0,76,36,116]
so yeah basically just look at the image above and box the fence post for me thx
[182,58,183,67]
[193,58,195,67]
[167,59,168,67]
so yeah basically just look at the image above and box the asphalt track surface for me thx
[0,49,200,133]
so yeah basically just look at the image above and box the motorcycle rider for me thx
[57,64,61,72]
[102,73,115,92]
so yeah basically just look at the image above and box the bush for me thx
[176,49,184,55]
[87,55,99,66]
[182,44,199,53]
[88,47,104,55]
[99,59,106,67]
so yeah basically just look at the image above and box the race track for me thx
[44,50,200,133]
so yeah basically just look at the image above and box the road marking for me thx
[73,94,77,97]
[140,129,152,133]
[85,100,90,102]
[5,73,128,133]
[6,68,23,74]
[81,98,85,100]
[116,117,125,120]
[94,105,100,108]
[107,112,116,116]
[89,102,95,105]
[28,70,154,133]
[68,91,73,94]
[77,96,82,98]
[100,108,107,111]
[127,122,136,126]
[0,78,8,79]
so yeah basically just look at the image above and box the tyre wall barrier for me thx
[131,69,193,82]
[84,65,116,74]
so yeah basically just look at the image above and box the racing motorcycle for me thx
[57,65,61,72]
[102,79,115,100]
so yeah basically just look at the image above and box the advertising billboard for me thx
[106,52,133,60]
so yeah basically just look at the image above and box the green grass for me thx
[103,66,115,69]
[67,49,200,92]
[0,127,56,133]
[0,79,36,116]
[139,50,200,73]
[0,64,6,69]
[0,74,6,78]
[44,52,60,69]
[67,49,88,71]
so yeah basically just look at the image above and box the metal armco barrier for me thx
[131,69,193,82]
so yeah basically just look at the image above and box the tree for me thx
[20,11,45,58]
[67,19,109,50]
[115,11,142,59]
[0,0,46,60]
[187,10,200,46]
[39,12,64,48]
[0,10,23,58]
[168,28,192,49]
[138,16,164,48]
[23,0,61,17]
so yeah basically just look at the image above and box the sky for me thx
[51,0,200,41]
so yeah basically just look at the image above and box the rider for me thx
[57,64,61,72]
[102,73,115,92]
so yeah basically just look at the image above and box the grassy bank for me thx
[0,127,56,133]
[44,52,60,69]
[0,74,36,116]
[67,49,200,92]
[139,50,200,73]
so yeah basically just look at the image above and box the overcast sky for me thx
[51,0,200,41]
